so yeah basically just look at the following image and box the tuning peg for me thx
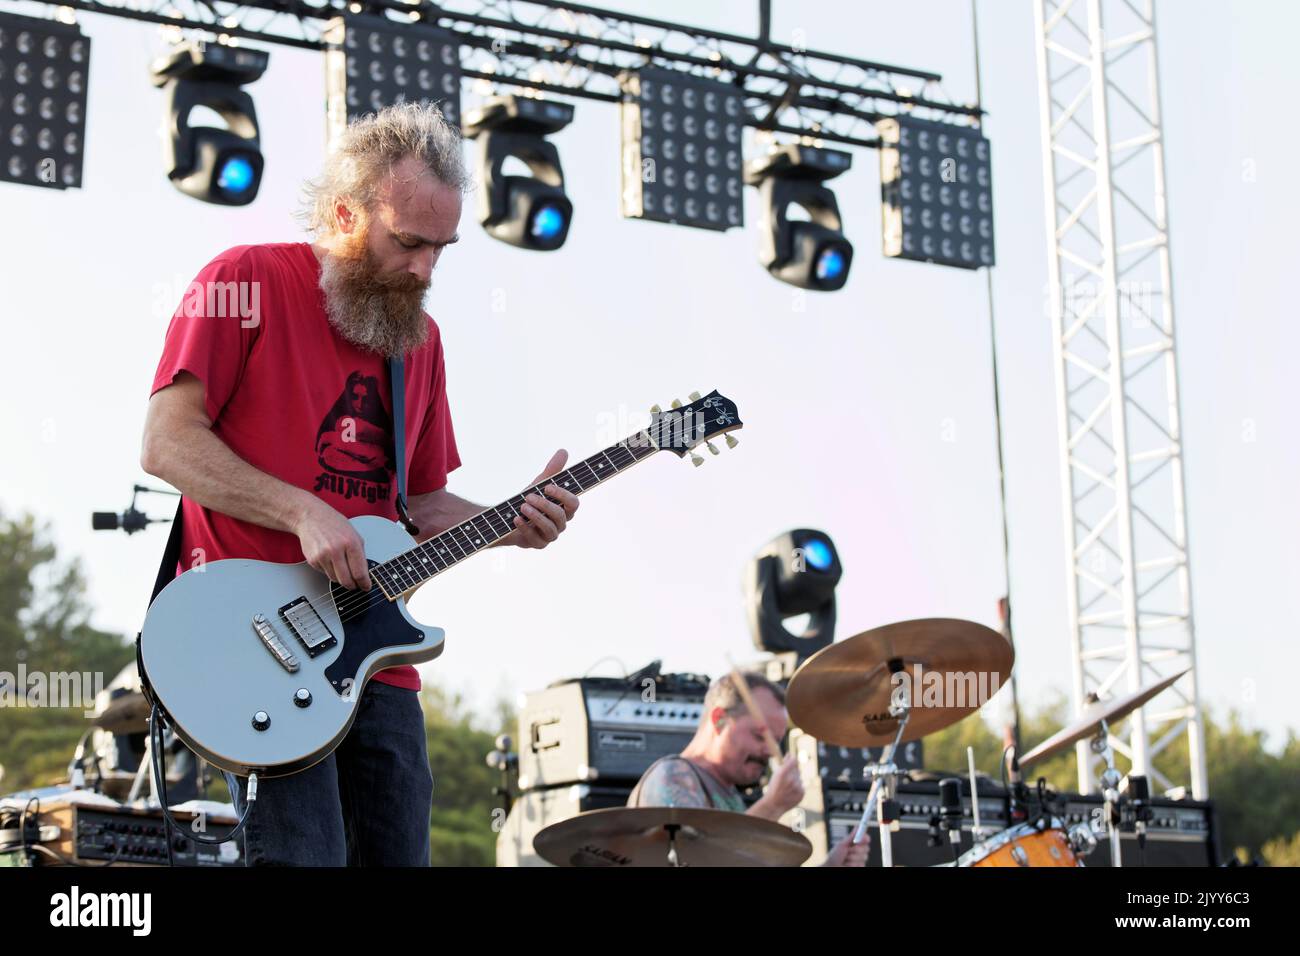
[689,391,701,401]
[690,452,704,467]
[670,399,682,409]
[725,434,739,449]
[650,404,662,414]
[706,441,720,455]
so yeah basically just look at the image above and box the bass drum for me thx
[957,821,1084,868]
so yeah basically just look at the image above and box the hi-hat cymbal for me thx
[786,618,1014,747]
[533,806,812,868]
[1018,670,1188,769]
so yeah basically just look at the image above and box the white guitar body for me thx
[139,515,443,778]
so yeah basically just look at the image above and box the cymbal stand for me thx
[851,702,910,867]
[1091,718,1124,868]
[664,824,682,867]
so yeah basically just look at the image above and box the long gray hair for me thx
[299,101,472,236]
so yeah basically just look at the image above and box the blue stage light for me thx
[815,246,847,284]
[531,204,566,242]
[803,537,833,571]
[217,155,255,195]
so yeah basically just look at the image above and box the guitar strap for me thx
[149,500,186,605]
[136,498,184,710]
[388,354,419,536]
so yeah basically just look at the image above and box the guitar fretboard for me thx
[371,431,659,598]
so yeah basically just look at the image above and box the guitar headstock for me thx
[646,390,743,463]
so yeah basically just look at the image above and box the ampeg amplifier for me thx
[516,668,711,789]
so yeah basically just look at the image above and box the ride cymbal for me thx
[786,618,1014,747]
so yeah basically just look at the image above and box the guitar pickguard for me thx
[322,561,426,696]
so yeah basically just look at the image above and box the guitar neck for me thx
[372,431,660,597]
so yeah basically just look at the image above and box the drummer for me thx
[627,672,869,867]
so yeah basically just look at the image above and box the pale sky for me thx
[1,0,1296,773]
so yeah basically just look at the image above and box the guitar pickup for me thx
[279,596,338,658]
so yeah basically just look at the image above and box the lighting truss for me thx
[36,0,982,150]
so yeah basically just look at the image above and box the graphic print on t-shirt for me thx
[312,370,394,504]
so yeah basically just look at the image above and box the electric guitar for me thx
[138,391,742,777]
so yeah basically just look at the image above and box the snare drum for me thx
[957,821,1084,867]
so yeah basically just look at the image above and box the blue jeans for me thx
[223,680,433,866]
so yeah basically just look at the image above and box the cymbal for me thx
[1018,670,1188,769]
[786,618,1014,747]
[533,806,812,868]
[91,691,151,735]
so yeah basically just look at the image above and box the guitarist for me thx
[139,102,580,866]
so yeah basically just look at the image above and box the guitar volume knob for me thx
[251,711,271,732]
[294,689,312,708]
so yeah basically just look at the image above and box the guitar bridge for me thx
[279,596,338,658]
[252,615,300,672]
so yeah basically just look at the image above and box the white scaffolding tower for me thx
[1032,0,1207,798]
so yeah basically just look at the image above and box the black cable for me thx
[17,797,37,867]
[21,840,128,867]
[148,704,256,861]
[151,713,175,867]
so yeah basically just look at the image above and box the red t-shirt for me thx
[149,241,461,691]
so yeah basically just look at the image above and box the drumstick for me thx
[722,658,784,770]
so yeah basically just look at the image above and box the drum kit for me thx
[534,618,1186,868]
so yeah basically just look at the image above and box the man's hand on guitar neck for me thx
[407,448,580,553]
[395,450,581,599]
[499,448,581,550]
[298,449,579,593]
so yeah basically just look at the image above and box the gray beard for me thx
[318,248,430,358]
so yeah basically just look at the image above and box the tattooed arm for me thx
[632,759,712,809]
